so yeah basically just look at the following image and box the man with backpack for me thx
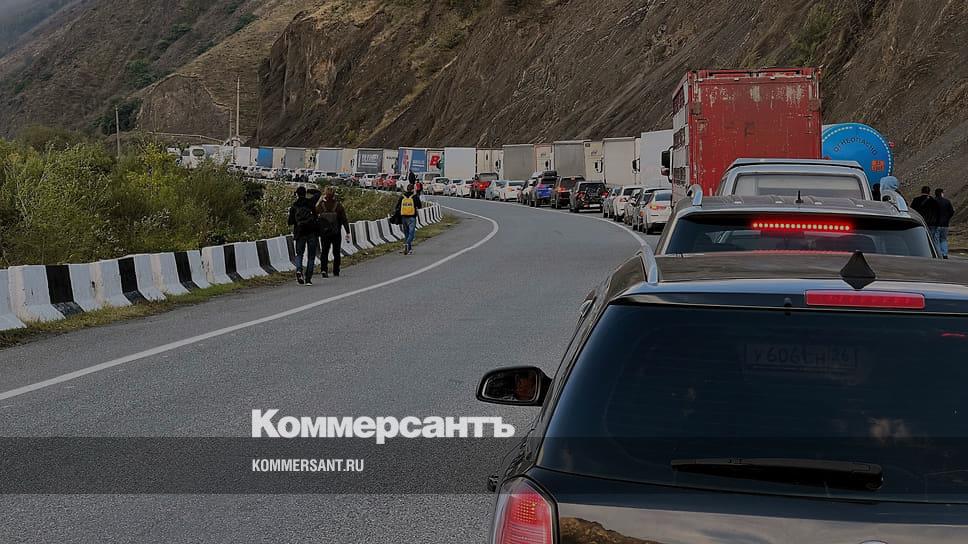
[911,185,940,243]
[287,186,319,285]
[394,184,422,255]
[315,186,351,277]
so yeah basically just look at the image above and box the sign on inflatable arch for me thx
[821,123,893,187]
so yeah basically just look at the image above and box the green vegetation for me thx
[97,99,142,135]
[0,137,398,268]
[124,58,161,88]
[234,13,258,33]
[156,23,193,52]
[791,4,835,66]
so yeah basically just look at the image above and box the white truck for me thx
[634,129,674,189]
[234,146,252,168]
[534,144,554,172]
[602,137,636,186]
[502,144,535,181]
[584,141,604,181]
[383,149,399,174]
[340,148,357,174]
[444,147,477,180]
[315,148,342,173]
[552,141,586,178]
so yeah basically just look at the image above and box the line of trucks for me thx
[180,68,894,199]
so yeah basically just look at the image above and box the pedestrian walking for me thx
[287,186,319,285]
[394,184,422,255]
[408,170,417,186]
[911,185,940,242]
[934,188,955,259]
[316,186,351,277]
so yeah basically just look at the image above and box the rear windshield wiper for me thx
[671,457,883,491]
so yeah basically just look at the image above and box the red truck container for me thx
[668,68,822,204]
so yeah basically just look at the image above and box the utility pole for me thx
[115,106,121,159]
[236,75,241,139]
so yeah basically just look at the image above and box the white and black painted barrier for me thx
[0,204,442,330]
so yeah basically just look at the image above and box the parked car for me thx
[551,176,583,209]
[610,185,644,221]
[430,177,450,195]
[500,181,524,202]
[485,180,506,200]
[623,190,647,227]
[360,173,377,188]
[519,175,537,204]
[471,172,500,199]
[478,249,968,544]
[655,190,937,257]
[454,179,472,197]
[384,174,403,191]
[569,181,607,213]
[635,189,672,233]
[716,158,874,200]
[528,171,558,207]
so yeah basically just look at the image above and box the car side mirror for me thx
[660,149,671,169]
[477,367,551,407]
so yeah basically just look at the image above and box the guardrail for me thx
[0,203,442,332]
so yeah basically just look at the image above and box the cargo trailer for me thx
[272,148,286,169]
[443,147,477,180]
[602,137,636,186]
[315,148,342,173]
[383,149,399,174]
[427,149,444,174]
[249,148,259,168]
[634,129,673,188]
[668,68,822,203]
[340,148,356,173]
[257,148,274,168]
[234,146,252,167]
[284,148,306,170]
[584,141,603,181]
[552,140,587,178]
[303,149,317,170]
[502,144,535,181]
[356,148,384,175]
[476,149,495,175]
[534,144,554,172]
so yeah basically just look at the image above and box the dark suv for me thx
[550,176,583,209]
[568,181,606,213]
[478,250,968,543]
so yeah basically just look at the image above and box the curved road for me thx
[0,197,655,543]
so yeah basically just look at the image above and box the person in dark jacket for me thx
[315,186,351,277]
[394,184,423,255]
[287,186,319,285]
[911,185,940,239]
[934,188,955,259]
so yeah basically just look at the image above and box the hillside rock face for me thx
[257,0,967,209]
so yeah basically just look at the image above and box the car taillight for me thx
[493,479,555,544]
[805,290,925,309]
[752,221,852,232]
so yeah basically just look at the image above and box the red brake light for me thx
[805,290,925,309]
[752,221,852,232]
[494,479,554,544]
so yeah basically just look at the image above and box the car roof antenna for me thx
[840,251,876,290]
[795,190,803,205]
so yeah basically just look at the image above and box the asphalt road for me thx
[0,196,653,543]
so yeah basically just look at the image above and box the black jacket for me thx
[288,197,318,239]
[911,194,940,227]
[936,196,955,227]
[394,191,423,217]
[316,196,350,235]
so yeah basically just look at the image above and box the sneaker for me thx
[333,271,340,277]
[321,271,329,278]
[296,271,304,285]
[305,280,313,286]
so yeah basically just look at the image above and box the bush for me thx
[791,4,835,65]
[124,58,160,88]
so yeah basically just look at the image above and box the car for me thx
[568,181,607,213]
[384,173,403,191]
[477,249,968,544]
[550,176,583,209]
[352,172,367,186]
[623,189,649,227]
[609,185,644,221]
[485,180,505,200]
[600,186,617,217]
[430,177,450,195]
[471,172,500,199]
[527,170,557,207]
[714,158,875,201]
[655,188,938,257]
[519,175,536,204]
[500,181,524,202]
[452,179,472,197]
[634,188,672,233]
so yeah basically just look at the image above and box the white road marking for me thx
[0,207,499,402]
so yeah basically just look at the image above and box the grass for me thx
[0,215,460,348]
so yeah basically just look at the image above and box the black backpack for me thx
[318,200,340,237]
[294,205,316,229]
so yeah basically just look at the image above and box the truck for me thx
[821,123,893,187]
[443,147,477,180]
[234,146,252,168]
[602,137,636,186]
[584,141,604,181]
[256,148,274,168]
[477,149,497,175]
[284,148,306,171]
[633,129,673,188]
[272,148,286,169]
[382,149,399,174]
[666,68,822,204]
[340,148,356,174]
[356,148,384,175]
[315,148,342,173]
[398,147,428,174]
[552,141,587,178]
[502,144,535,181]
[427,149,444,174]
[534,144,554,172]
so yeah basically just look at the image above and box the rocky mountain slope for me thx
[256,0,967,213]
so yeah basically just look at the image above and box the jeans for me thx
[402,216,417,251]
[320,234,342,274]
[933,226,949,257]
[294,236,318,281]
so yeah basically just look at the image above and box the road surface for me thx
[0,197,654,543]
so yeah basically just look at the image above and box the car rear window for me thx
[508,182,524,187]
[542,304,968,502]
[732,173,867,199]
[622,187,638,195]
[558,179,578,189]
[665,214,934,257]
[654,191,672,201]
[579,183,605,192]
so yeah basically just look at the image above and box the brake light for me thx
[752,221,852,232]
[494,479,555,544]
[805,290,925,309]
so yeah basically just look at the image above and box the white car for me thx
[611,185,644,221]
[453,180,472,197]
[500,181,524,201]
[361,174,378,188]
[431,177,450,195]
[485,181,505,200]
